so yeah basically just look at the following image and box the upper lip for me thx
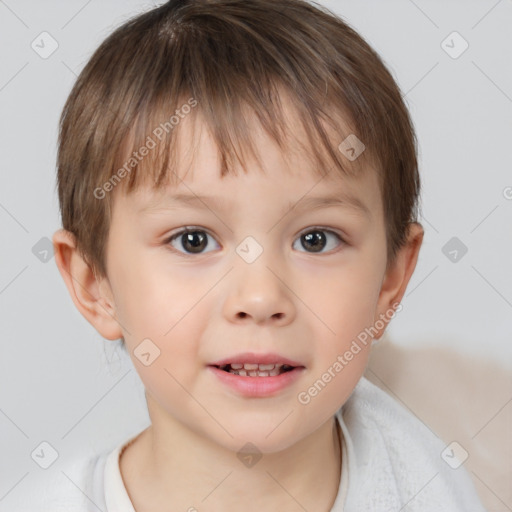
[209,352,305,367]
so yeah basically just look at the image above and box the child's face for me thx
[83,105,416,453]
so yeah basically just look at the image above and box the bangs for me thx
[102,2,378,197]
[113,84,373,198]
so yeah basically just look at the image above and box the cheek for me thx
[295,257,380,402]
[110,256,209,361]
[301,254,382,335]
[112,263,214,409]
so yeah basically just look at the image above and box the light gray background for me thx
[1,0,511,509]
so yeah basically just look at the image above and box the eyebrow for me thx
[139,191,372,219]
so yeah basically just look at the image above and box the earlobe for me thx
[52,228,123,341]
[373,222,424,339]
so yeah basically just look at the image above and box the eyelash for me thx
[163,226,347,258]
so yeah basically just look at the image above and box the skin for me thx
[53,99,423,511]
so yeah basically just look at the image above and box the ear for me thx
[373,222,424,339]
[52,228,123,341]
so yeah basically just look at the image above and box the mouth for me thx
[207,362,305,397]
[212,363,297,377]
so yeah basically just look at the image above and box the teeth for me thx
[230,363,285,371]
[221,362,294,377]
[237,369,279,377]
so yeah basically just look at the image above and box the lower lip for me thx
[207,366,305,397]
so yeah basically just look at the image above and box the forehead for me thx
[116,160,381,234]
[113,93,382,219]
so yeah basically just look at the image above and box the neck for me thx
[120,411,342,511]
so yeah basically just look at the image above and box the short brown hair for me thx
[56,0,421,279]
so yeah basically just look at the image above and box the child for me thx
[45,0,487,510]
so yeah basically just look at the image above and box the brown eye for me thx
[301,231,326,252]
[294,228,344,254]
[181,231,207,253]
[167,228,219,255]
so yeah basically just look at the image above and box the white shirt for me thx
[18,377,486,511]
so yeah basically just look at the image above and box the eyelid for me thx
[297,225,347,242]
[166,225,347,240]
[164,226,219,257]
[165,225,347,244]
[164,225,348,257]
[293,226,347,255]
[166,225,215,239]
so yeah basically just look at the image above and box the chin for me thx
[209,421,303,455]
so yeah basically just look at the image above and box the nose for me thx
[222,260,296,326]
